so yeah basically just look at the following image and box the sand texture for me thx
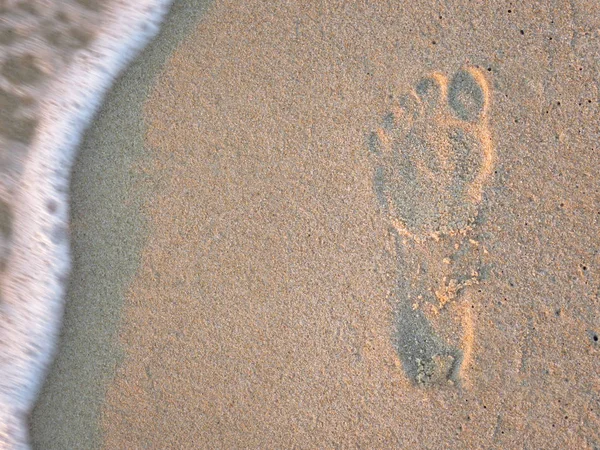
[31,0,600,448]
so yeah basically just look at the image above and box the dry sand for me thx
[32,0,600,448]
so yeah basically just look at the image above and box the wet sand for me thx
[31,0,600,448]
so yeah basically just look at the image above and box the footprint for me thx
[369,67,494,387]
[369,67,493,240]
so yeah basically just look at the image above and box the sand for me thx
[30,0,600,448]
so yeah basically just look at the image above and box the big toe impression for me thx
[448,69,487,122]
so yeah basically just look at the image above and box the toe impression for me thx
[448,68,488,123]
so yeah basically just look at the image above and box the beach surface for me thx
[29,0,600,448]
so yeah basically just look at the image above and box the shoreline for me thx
[29,1,212,448]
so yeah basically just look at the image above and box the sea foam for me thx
[0,1,172,448]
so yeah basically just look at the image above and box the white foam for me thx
[0,1,173,448]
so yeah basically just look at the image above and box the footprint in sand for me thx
[368,67,494,387]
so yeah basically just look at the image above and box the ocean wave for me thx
[0,2,172,448]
